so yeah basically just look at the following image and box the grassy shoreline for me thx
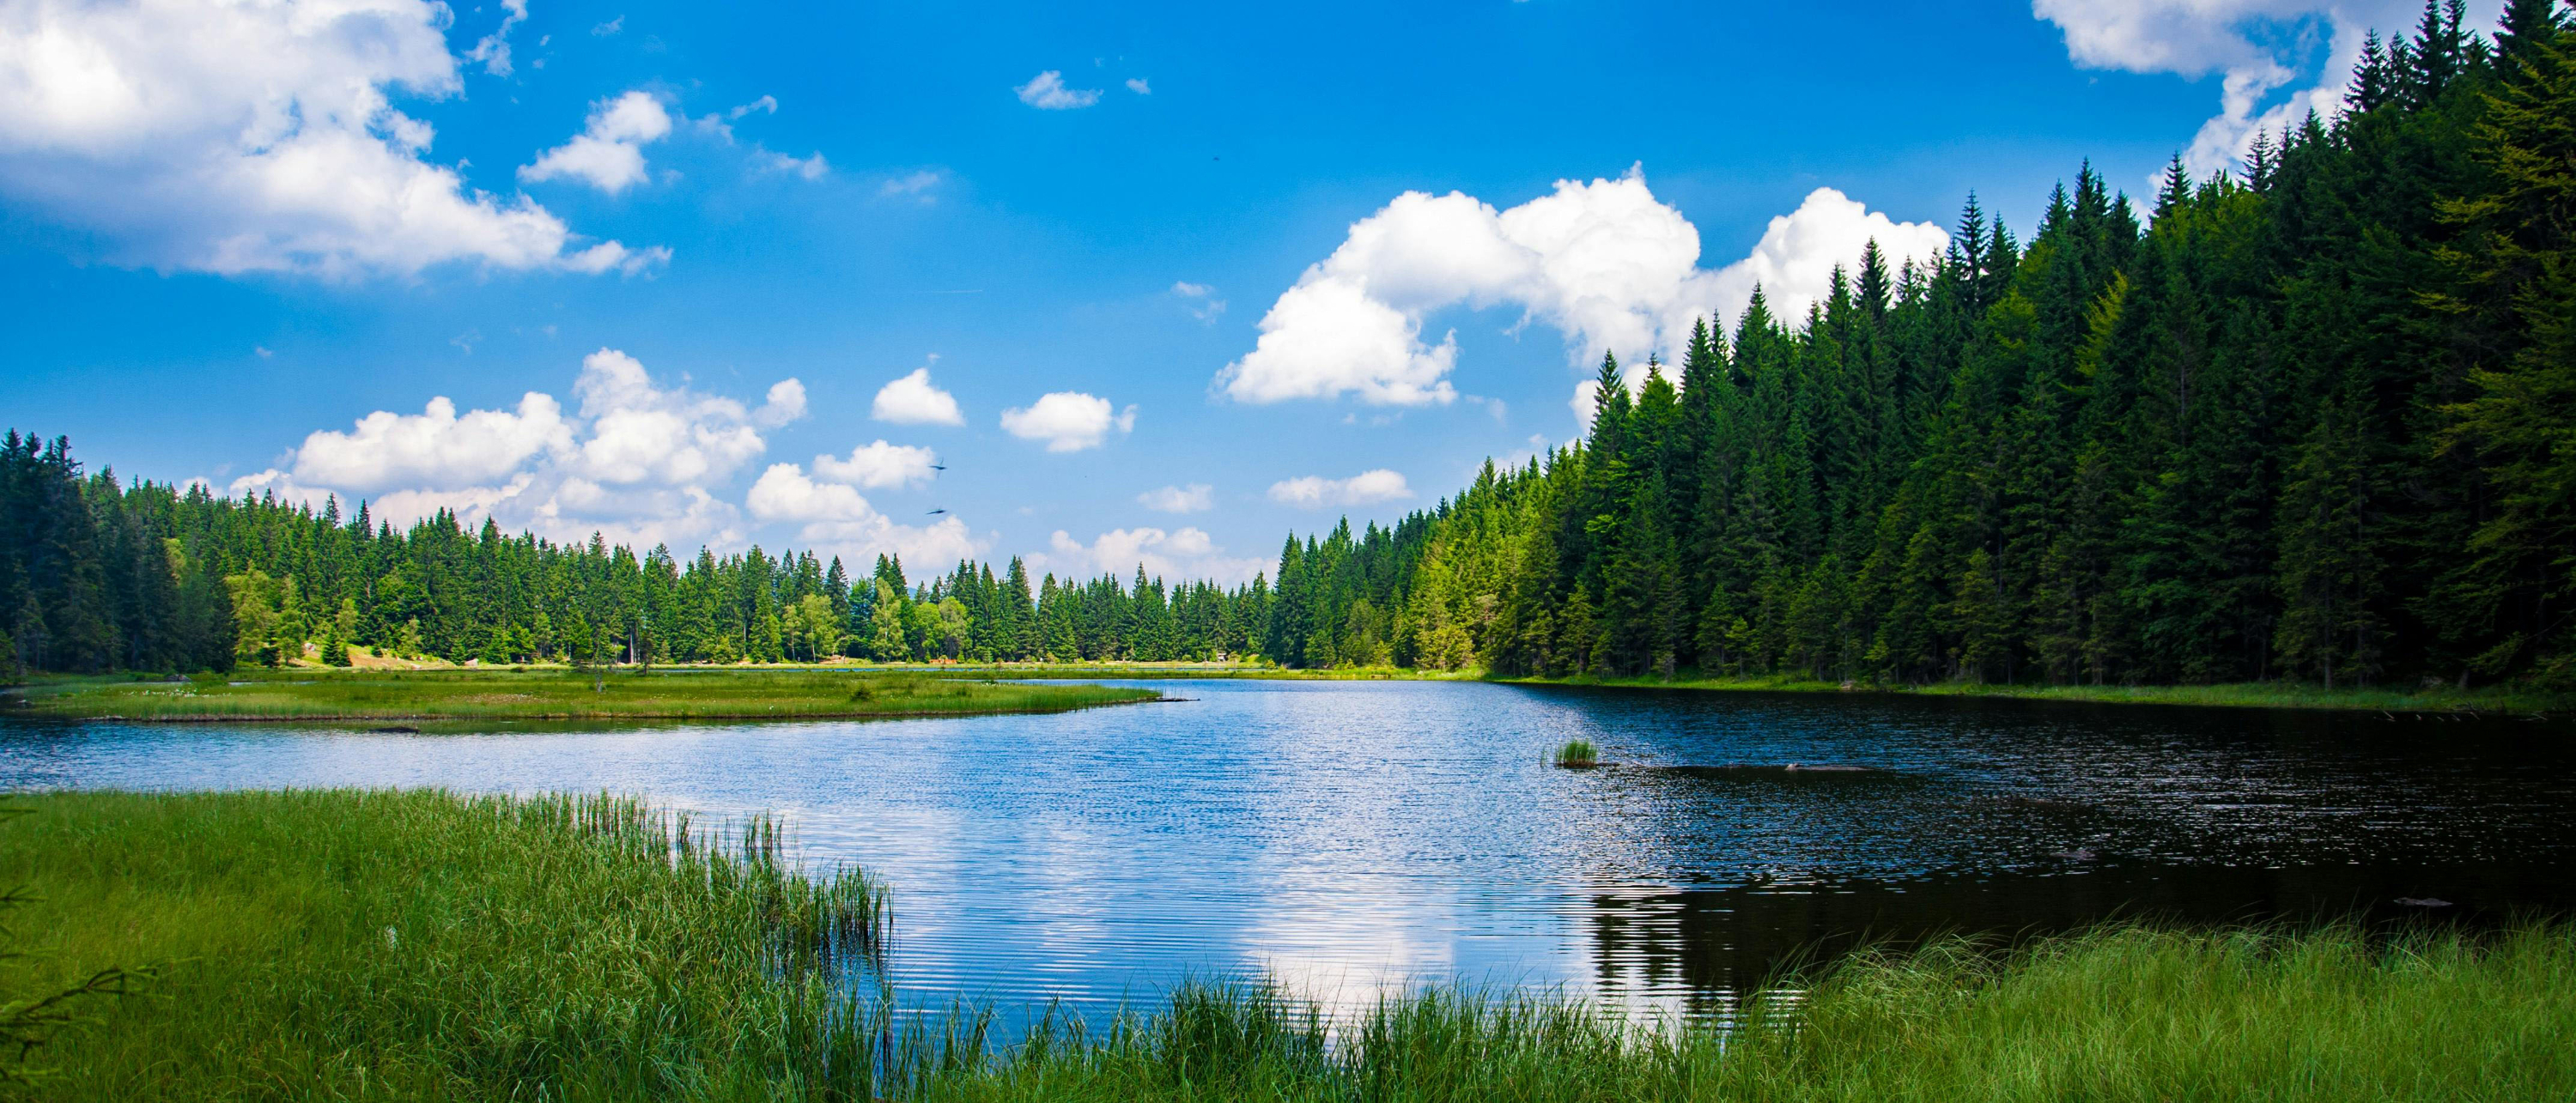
[0,669,1161,723]
[4,789,2569,1100]
[1492,671,2573,715]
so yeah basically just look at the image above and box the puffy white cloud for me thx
[813,440,939,490]
[2032,1,2445,175]
[231,348,804,551]
[1016,70,1100,109]
[1216,169,1941,407]
[756,379,809,427]
[568,348,798,487]
[591,15,624,36]
[1032,527,1270,586]
[520,91,673,195]
[1125,77,1151,94]
[288,392,572,492]
[747,464,985,567]
[1707,187,1950,327]
[0,0,656,277]
[1000,392,1134,452]
[745,463,872,522]
[871,367,965,426]
[1267,470,1413,509]
[1137,483,1215,513]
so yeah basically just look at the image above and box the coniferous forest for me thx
[4,3,2570,691]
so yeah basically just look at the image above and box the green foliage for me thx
[0,443,1273,676]
[1253,15,2576,692]
[1553,738,1598,767]
[0,790,891,1101]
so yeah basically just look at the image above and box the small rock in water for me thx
[2394,896,2454,908]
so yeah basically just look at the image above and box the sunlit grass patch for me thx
[3,668,1159,723]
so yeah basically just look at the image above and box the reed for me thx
[0,789,897,1100]
[3,668,1158,723]
[1553,738,1600,767]
[921,924,2576,1102]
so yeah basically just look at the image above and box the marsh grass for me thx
[1553,738,1599,767]
[2,668,1159,723]
[0,789,897,1101]
[916,924,2576,1102]
[5,791,2571,1100]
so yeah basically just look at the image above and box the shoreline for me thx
[8,664,2566,718]
[0,670,1162,724]
[1487,673,2570,716]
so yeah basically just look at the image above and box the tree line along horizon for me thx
[4,3,2570,689]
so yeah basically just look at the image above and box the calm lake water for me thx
[5,679,2573,1027]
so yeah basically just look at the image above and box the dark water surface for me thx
[4,680,2573,1025]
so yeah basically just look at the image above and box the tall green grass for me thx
[3,669,1159,722]
[919,924,2576,1101]
[4,791,2570,1100]
[0,790,896,1100]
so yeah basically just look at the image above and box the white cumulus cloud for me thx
[871,367,966,426]
[1125,77,1151,94]
[230,348,806,551]
[521,91,674,195]
[1708,187,1951,327]
[1016,70,1101,110]
[1267,470,1413,509]
[1000,392,1134,452]
[814,440,940,490]
[1137,483,1215,513]
[747,464,984,567]
[1032,527,1270,586]
[1215,168,1942,408]
[0,0,656,277]
[2032,1,2462,175]
[288,392,572,492]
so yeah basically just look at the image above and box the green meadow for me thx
[1,668,1159,723]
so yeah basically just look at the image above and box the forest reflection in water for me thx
[3,679,2571,1031]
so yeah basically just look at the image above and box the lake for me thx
[4,679,2572,1028]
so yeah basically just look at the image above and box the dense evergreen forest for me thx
[1267,2,2575,691]
[0,435,1271,672]
[4,3,2568,691]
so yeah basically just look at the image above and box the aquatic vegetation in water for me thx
[1554,738,1600,767]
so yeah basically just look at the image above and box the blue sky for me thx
[0,0,2488,584]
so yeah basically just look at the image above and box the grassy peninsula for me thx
[7,789,2571,1101]
[0,668,1160,723]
